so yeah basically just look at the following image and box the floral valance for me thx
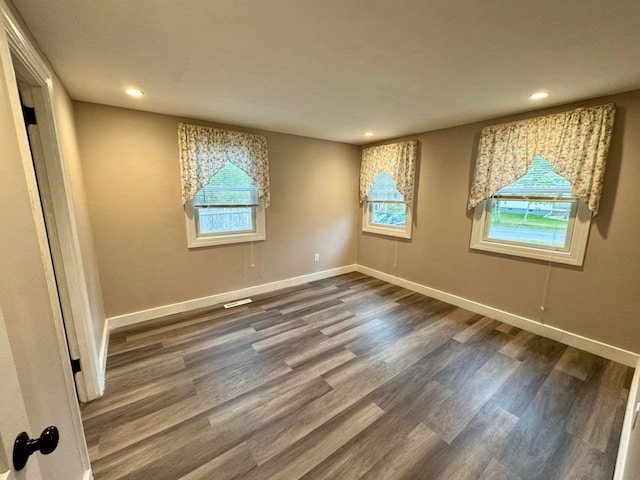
[468,104,615,214]
[178,123,270,207]
[360,140,418,205]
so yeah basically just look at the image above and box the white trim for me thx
[107,262,638,366]
[362,202,412,239]
[185,188,266,248]
[3,4,104,403]
[97,319,110,395]
[1,2,92,472]
[470,197,592,266]
[103,262,638,477]
[356,265,639,367]
[614,358,640,480]
[30,85,103,401]
[1,6,49,84]
[108,265,358,330]
[83,468,94,480]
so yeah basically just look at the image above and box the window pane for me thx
[487,199,572,248]
[196,206,255,235]
[497,156,572,197]
[370,202,407,227]
[367,172,404,202]
[193,162,258,206]
[195,188,257,206]
[366,172,407,228]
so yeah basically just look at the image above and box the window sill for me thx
[470,238,583,266]
[187,231,265,248]
[362,224,411,239]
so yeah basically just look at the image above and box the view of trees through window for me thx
[487,156,574,248]
[193,162,257,235]
[368,172,406,227]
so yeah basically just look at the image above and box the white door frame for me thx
[2,2,106,402]
[1,1,92,476]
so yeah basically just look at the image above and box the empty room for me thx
[0,1,639,479]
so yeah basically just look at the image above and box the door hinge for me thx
[71,358,81,374]
[22,105,37,125]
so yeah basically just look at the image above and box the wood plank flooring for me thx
[82,273,633,480]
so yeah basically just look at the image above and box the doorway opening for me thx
[4,13,97,474]
[9,50,105,403]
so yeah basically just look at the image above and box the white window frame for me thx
[185,198,266,248]
[470,196,592,266]
[363,201,413,239]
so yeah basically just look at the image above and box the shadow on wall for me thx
[594,105,625,240]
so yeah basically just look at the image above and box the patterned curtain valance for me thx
[360,140,418,205]
[178,123,270,207]
[468,104,615,214]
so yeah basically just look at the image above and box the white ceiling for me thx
[11,0,640,144]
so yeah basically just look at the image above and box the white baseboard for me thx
[102,263,638,478]
[97,319,109,395]
[107,265,358,330]
[106,262,638,367]
[614,358,640,480]
[357,265,639,367]
[83,467,94,480]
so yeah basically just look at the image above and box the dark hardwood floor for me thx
[82,273,633,479]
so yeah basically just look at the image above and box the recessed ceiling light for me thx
[364,131,374,137]
[529,91,549,100]
[125,88,144,97]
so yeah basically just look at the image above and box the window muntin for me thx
[186,162,265,247]
[363,172,412,238]
[470,156,591,265]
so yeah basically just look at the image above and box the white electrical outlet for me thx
[314,253,320,262]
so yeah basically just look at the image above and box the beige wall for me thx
[74,93,639,352]
[73,102,360,317]
[358,90,640,353]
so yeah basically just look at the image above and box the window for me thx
[360,140,418,239]
[178,123,270,249]
[185,162,265,247]
[470,156,592,265]
[362,172,413,238]
[467,104,615,266]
